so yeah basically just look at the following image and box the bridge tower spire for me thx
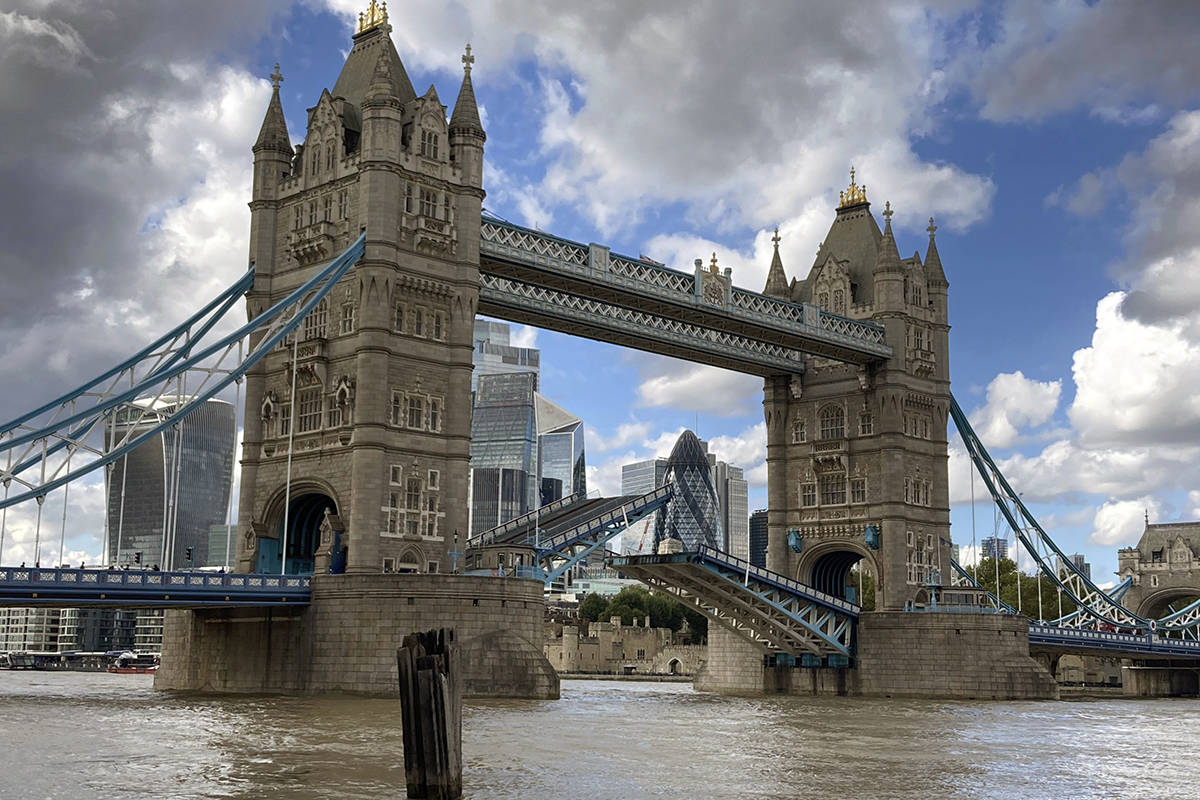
[762,227,790,299]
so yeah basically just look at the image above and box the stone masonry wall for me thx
[156,573,558,699]
[855,612,1058,699]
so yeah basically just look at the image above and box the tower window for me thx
[850,478,866,504]
[391,392,404,426]
[819,475,846,505]
[406,478,422,510]
[414,308,425,337]
[307,202,316,226]
[791,419,806,444]
[323,194,332,221]
[294,206,302,230]
[428,398,442,432]
[859,412,873,436]
[420,189,437,218]
[394,304,405,332]
[818,405,845,440]
[303,298,328,340]
[311,149,320,175]
[405,183,414,214]
[326,144,335,171]
[338,190,349,219]
[420,129,439,159]
[407,395,425,429]
[296,388,322,433]
[433,312,444,340]
[801,483,816,507]
[340,302,355,334]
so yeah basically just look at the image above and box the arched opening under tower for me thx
[257,492,338,574]
[1138,589,1200,622]
[803,547,876,608]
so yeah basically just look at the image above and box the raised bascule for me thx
[4,4,1200,699]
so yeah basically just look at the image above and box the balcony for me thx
[290,220,336,265]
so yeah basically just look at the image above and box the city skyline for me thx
[1,4,1199,584]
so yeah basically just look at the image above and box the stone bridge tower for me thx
[761,171,951,610]
[236,6,485,575]
[1118,520,1200,617]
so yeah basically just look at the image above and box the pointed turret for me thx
[924,217,948,287]
[763,227,790,299]
[874,201,903,275]
[449,44,486,190]
[254,63,292,154]
[364,46,398,105]
[450,44,484,136]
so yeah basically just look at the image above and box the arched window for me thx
[818,405,845,440]
[303,298,328,340]
[791,419,806,444]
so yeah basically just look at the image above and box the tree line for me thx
[577,586,708,644]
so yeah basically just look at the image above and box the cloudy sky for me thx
[2,1,1199,583]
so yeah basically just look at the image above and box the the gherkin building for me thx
[654,430,722,551]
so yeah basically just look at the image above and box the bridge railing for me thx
[0,566,310,594]
[692,546,861,614]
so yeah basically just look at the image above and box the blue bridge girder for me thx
[478,218,892,373]
[609,547,859,658]
[0,566,311,608]
[470,487,672,588]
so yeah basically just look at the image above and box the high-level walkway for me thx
[0,566,310,607]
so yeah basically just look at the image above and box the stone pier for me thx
[696,612,1058,700]
[155,573,559,699]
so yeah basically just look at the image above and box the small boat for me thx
[106,652,159,674]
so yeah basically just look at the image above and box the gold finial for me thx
[357,0,388,33]
[837,165,868,209]
[462,43,475,73]
[269,63,283,91]
[771,226,781,248]
[709,252,719,273]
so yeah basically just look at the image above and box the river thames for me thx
[2,672,1198,799]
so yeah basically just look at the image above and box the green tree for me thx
[578,592,609,623]
[851,568,876,611]
[969,557,1077,620]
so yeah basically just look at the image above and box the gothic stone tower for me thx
[236,8,485,575]
[761,171,951,610]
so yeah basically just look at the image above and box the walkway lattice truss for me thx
[0,234,366,510]
[611,547,859,657]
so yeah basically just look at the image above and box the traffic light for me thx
[134,552,142,565]
[185,547,194,563]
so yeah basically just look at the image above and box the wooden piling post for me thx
[397,628,462,799]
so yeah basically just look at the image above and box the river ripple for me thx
[1,672,1197,799]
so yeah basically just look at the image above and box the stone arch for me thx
[395,546,424,574]
[1135,587,1200,620]
[796,539,878,604]
[667,658,682,675]
[261,479,341,575]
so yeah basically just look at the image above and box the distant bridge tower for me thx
[1119,521,1200,617]
[237,9,485,575]
[761,172,951,610]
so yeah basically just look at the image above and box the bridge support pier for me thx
[697,612,1058,699]
[155,574,558,698]
[1122,665,1200,697]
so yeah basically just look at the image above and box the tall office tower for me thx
[748,509,769,568]
[468,321,586,534]
[620,457,667,554]
[981,536,1008,562]
[1065,553,1091,581]
[536,395,586,505]
[472,319,539,392]
[713,460,748,557]
[654,430,721,551]
[470,372,539,535]
[106,397,236,569]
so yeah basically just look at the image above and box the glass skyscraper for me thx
[105,397,236,569]
[714,460,748,557]
[469,321,588,535]
[654,430,722,551]
[749,509,768,568]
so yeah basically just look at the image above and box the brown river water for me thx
[1,671,1198,799]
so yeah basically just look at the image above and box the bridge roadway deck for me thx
[0,566,310,608]
[1028,623,1200,661]
[478,218,892,373]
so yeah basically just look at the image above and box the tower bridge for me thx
[3,5,1200,699]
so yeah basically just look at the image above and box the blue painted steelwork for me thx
[1028,624,1200,660]
[534,486,672,586]
[609,546,858,657]
[864,524,880,551]
[787,529,803,553]
[0,234,365,509]
[0,566,310,607]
